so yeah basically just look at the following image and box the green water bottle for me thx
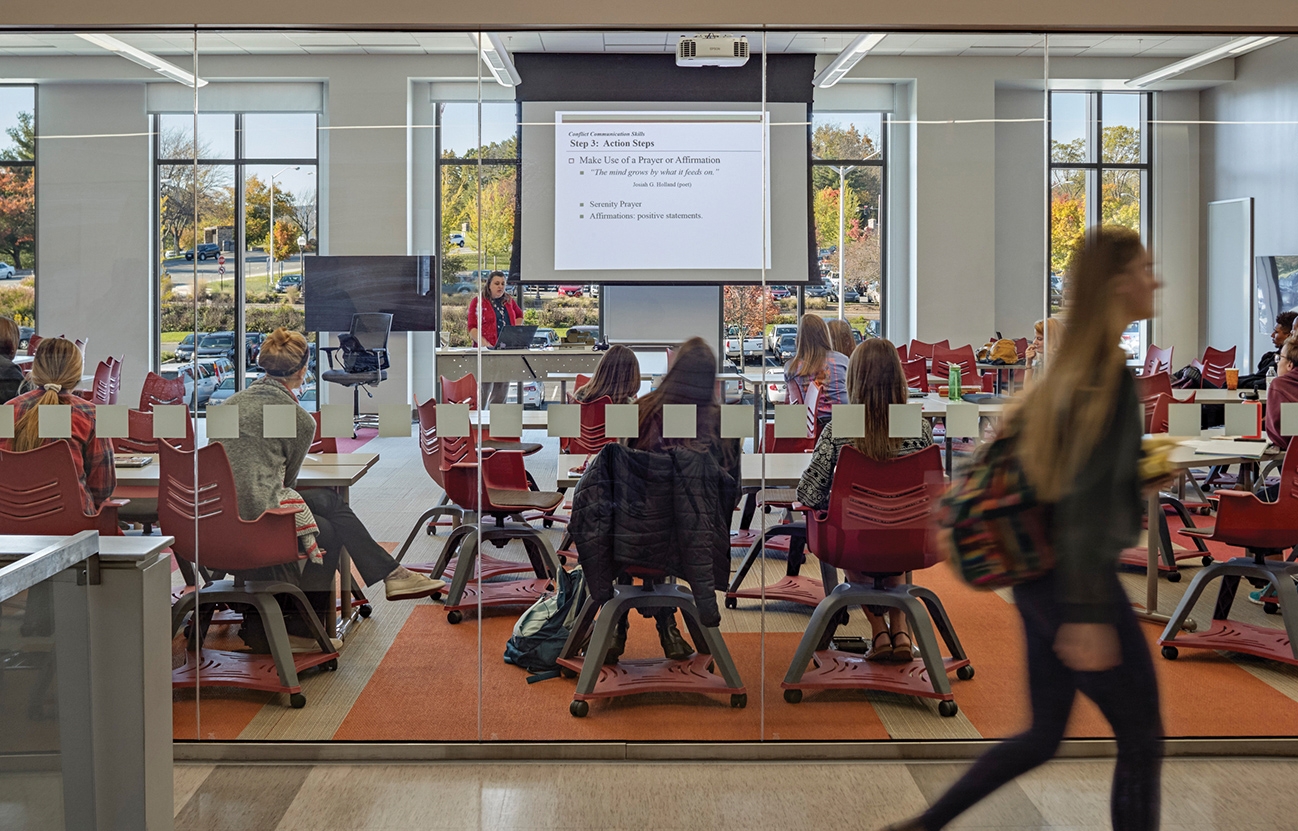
[948,364,961,401]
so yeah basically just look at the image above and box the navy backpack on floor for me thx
[503,566,586,682]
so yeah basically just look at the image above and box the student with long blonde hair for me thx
[0,337,115,512]
[795,338,933,661]
[574,344,640,404]
[886,226,1162,831]
[785,314,849,424]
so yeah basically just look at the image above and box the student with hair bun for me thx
[220,328,443,650]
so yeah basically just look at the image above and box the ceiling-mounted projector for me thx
[676,34,750,67]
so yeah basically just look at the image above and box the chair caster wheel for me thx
[1161,646,1178,660]
[1265,602,1280,615]
[724,597,737,609]
[938,700,958,717]
[543,519,554,529]
[1166,571,1181,583]
[783,689,802,704]
[956,665,975,681]
[447,610,463,624]
[290,693,307,709]
[560,667,577,679]
[323,659,338,671]
[570,700,589,718]
[1202,555,1215,567]
[358,605,372,619]
[430,591,443,602]
[730,693,747,709]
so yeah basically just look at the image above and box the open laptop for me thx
[494,325,538,350]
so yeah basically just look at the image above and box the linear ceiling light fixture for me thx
[76,33,208,87]
[470,32,521,87]
[1125,35,1285,89]
[813,33,886,88]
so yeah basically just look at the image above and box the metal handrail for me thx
[0,531,100,603]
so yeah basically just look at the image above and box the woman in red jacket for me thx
[465,271,523,404]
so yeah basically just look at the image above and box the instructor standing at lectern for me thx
[467,271,524,405]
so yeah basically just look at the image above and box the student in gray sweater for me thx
[220,329,442,642]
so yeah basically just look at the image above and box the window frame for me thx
[0,84,37,322]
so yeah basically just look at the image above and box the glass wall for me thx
[0,26,1291,750]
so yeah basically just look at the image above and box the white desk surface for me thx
[0,534,175,563]
[113,452,377,489]
[1174,388,1267,403]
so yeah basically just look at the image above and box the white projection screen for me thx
[521,100,810,284]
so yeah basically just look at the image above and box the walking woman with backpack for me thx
[886,226,1163,831]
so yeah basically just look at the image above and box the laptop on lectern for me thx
[494,325,538,350]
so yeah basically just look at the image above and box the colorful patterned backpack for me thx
[935,433,1056,589]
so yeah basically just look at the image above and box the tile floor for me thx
[172,757,1298,830]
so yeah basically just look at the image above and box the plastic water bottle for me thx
[949,364,961,401]
[1267,364,1277,391]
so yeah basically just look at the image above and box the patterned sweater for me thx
[795,419,934,511]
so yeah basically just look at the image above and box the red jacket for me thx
[466,294,523,347]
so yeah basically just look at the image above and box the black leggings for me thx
[919,573,1163,831]
[298,488,400,592]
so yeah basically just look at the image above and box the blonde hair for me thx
[13,338,83,452]
[1014,226,1144,501]
[826,319,856,357]
[575,344,641,404]
[787,314,832,382]
[0,317,18,359]
[258,328,309,377]
[845,338,907,461]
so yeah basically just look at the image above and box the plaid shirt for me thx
[1,389,117,513]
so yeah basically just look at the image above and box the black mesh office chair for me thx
[320,312,392,430]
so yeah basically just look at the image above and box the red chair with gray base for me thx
[781,445,973,716]
[0,442,126,536]
[160,441,338,708]
[1159,445,1298,666]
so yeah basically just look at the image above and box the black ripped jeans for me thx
[919,572,1163,831]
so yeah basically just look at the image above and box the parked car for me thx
[724,327,765,362]
[17,326,32,350]
[505,380,543,409]
[564,325,600,344]
[297,386,318,411]
[768,285,790,300]
[775,333,798,362]
[531,328,559,349]
[557,285,585,297]
[804,284,831,299]
[196,357,236,385]
[173,331,208,361]
[159,361,217,406]
[197,331,237,361]
[275,273,302,293]
[767,323,797,353]
[184,243,221,261]
[0,262,15,280]
[448,232,466,248]
[441,280,476,295]
[827,287,860,303]
[764,377,788,405]
[207,373,259,407]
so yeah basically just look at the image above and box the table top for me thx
[1163,439,1275,469]
[1174,388,1267,403]
[917,394,1005,417]
[468,409,552,429]
[113,452,378,488]
[0,534,175,563]
[547,371,746,383]
[556,452,812,489]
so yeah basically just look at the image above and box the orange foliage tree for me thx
[723,285,781,338]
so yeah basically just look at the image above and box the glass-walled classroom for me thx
[0,27,1295,749]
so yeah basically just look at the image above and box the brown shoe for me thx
[889,631,916,663]
[865,631,893,662]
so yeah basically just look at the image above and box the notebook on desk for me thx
[113,454,153,468]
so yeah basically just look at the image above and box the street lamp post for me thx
[268,165,299,286]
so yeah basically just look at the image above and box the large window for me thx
[154,111,318,399]
[808,111,885,338]
[1049,91,1150,356]
[0,86,35,327]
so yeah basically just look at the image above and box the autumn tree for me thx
[811,122,882,216]
[723,285,781,339]
[813,184,863,250]
[465,173,517,264]
[243,175,297,251]
[0,167,34,270]
[0,111,34,162]
[157,128,231,254]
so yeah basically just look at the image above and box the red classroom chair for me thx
[160,442,338,708]
[907,339,948,361]
[0,442,125,536]
[902,356,929,393]
[931,344,979,382]
[782,445,972,715]
[139,371,187,410]
[1142,344,1174,376]
[1196,346,1236,388]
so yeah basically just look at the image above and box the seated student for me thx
[220,328,443,650]
[785,313,849,425]
[1023,317,1061,387]
[0,317,25,403]
[826,318,857,358]
[1242,310,1296,388]
[795,338,934,662]
[1264,331,1298,450]
[600,336,741,663]
[0,337,115,513]
[573,344,640,404]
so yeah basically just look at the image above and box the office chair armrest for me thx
[318,346,340,370]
